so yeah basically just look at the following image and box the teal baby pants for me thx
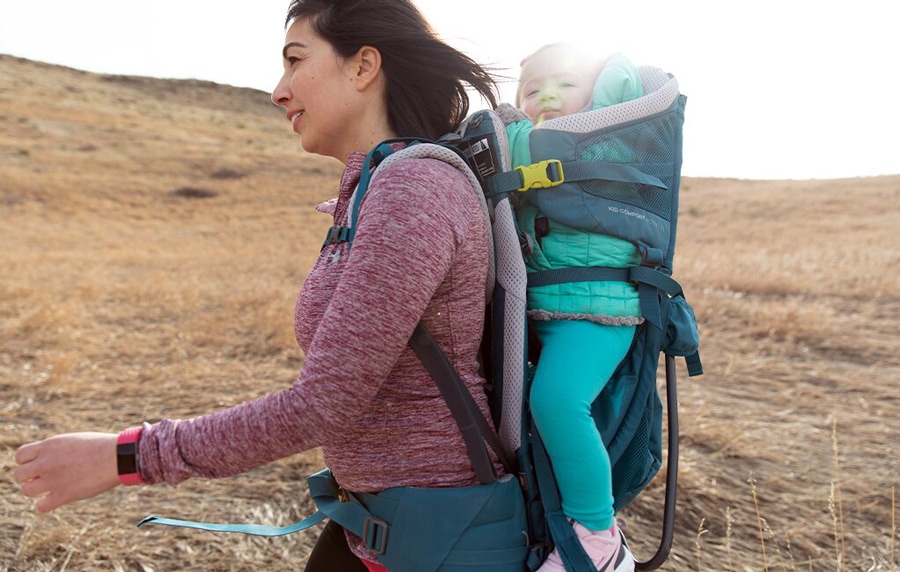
[529,319,636,531]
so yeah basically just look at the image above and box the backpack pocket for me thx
[663,295,700,356]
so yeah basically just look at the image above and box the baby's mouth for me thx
[536,110,561,125]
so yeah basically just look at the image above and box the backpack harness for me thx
[139,66,702,572]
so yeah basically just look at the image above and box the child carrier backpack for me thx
[139,65,702,572]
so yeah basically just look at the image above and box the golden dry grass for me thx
[1,54,898,571]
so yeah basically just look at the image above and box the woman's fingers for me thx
[14,442,39,465]
[18,476,49,499]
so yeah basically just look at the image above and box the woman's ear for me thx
[351,46,383,91]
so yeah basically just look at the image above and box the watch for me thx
[116,427,144,486]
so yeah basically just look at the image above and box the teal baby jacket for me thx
[507,53,645,324]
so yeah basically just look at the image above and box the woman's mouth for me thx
[290,111,305,129]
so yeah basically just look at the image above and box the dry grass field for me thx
[1,54,898,571]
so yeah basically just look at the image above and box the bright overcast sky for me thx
[1,0,897,180]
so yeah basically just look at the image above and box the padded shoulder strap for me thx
[342,141,496,304]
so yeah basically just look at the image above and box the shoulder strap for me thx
[329,138,510,482]
[409,323,517,483]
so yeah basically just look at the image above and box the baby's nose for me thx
[540,90,559,103]
[539,92,561,109]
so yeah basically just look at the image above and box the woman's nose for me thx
[271,75,290,108]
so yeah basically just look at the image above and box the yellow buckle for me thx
[515,159,564,191]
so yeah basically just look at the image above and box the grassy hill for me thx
[1,54,898,571]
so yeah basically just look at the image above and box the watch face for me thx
[117,442,138,475]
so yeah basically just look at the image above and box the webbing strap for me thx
[526,266,682,296]
[684,351,703,377]
[526,266,683,330]
[561,161,667,190]
[409,323,517,483]
[347,142,396,247]
[531,427,596,571]
[484,160,667,196]
[306,471,390,554]
[321,225,350,249]
[526,267,629,288]
[137,509,327,537]
[137,471,385,543]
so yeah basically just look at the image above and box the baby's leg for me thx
[529,319,635,530]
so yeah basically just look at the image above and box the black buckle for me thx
[325,226,350,244]
[362,516,390,555]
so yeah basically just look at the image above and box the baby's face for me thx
[518,46,596,125]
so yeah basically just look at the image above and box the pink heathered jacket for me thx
[136,149,498,493]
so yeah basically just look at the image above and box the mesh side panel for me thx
[493,198,528,455]
[575,116,678,219]
[611,399,653,511]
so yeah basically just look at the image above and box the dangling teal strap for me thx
[137,510,327,537]
[684,351,703,377]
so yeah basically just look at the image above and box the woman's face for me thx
[271,19,363,162]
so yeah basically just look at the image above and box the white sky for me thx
[1,0,898,180]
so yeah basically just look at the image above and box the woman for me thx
[14,1,507,570]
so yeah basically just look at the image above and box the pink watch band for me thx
[116,427,145,486]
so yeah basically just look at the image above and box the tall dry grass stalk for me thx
[749,473,769,572]
[725,507,734,571]
[831,415,846,571]
[694,518,707,572]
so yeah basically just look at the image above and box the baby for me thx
[504,42,644,572]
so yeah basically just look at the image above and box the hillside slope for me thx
[2,55,898,571]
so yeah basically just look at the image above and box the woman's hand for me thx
[13,432,121,512]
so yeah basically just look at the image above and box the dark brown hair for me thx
[286,0,499,139]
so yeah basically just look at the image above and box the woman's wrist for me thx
[116,427,145,486]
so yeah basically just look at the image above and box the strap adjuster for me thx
[322,225,351,248]
[362,516,390,555]
[515,159,564,191]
